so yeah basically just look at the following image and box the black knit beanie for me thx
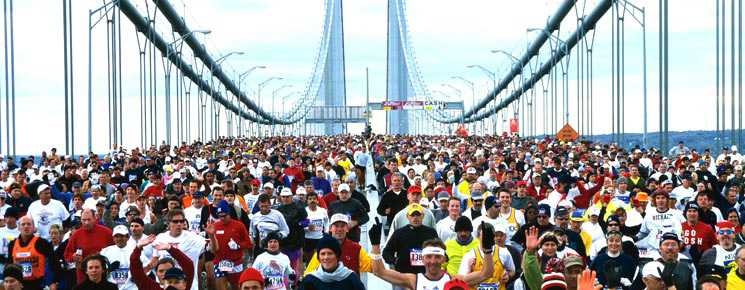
[454,216,473,232]
[316,235,342,258]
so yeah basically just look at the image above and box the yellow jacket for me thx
[443,237,480,276]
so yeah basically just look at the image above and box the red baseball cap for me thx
[444,277,469,290]
[715,221,735,231]
[516,180,528,187]
[238,267,264,286]
[250,179,261,186]
[407,186,422,194]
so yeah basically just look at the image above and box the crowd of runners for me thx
[0,134,741,290]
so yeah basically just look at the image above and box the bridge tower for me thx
[386,0,414,134]
[317,0,348,135]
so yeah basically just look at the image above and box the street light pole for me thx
[527,28,570,125]
[491,50,524,135]
[238,65,266,136]
[468,65,497,135]
[208,51,243,139]
[452,76,476,134]
[271,84,291,136]
[257,77,282,137]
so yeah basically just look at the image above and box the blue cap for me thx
[164,267,185,280]
[216,200,231,215]
[484,196,499,209]
[192,191,204,198]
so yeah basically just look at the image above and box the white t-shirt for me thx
[0,226,19,273]
[436,216,458,242]
[253,251,295,290]
[637,208,685,257]
[126,235,154,272]
[243,193,260,218]
[100,243,138,290]
[471,215,508,239]
[183,205,204,235]
[82,195,107,210]
[153,231,206,290]
[304,206,329,240]
[0,204,11,219]
[26,199,70,241]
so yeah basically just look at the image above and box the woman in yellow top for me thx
[458,223,516,290]
[336,153,352,180]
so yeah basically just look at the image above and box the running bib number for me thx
[218,260,234,272]
[2,237,13,253]
[310,219,323,232]
[259,229,270,240]
[112,268,129,284]
[477,284,499,290]
[19,262,31,277]
[410,248,423,266]
[265,273,284,290]
[616,196,630,204]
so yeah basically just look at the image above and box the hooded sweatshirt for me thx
[299,262,365,290]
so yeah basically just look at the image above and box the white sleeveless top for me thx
[416,272,451,290]
[712,244,738,269]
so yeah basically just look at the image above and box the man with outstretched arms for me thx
[368,217,495,290]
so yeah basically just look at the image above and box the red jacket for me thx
[526,185,550,202]
[130,246,194,290]
[574,180,606,209]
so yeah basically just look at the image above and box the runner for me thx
[368,218,496,290]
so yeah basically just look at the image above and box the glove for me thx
[689,244,702,265]
[603,260,621,288]
[602,194,611,204]
[228,238,239,250]
[289,273,297,281]
[369,217,383,245]
[659,262,675,287]
[481,221,495,250]
[619,278,632,287]
[110,261,121,272]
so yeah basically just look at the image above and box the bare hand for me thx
[137,235,156,249]
[72,254,82,262]
[500,272,510,282]
[385,208,391,215]
[152,243,172,251]
[468,258,475,267]
[525,226,539,253]
[203,219,216,236]
[150,212,156,222]
[308,224,315,231]
[577,269,601,290]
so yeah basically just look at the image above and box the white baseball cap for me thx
[642,261,664,279]
[280,188,293,197]
[263,183,274,189]
[338,184,350,192]
[37,184,50,193]
[296,187,307,195]
[466,167,477,174]
[112,225,129,237]
[330,213,349,225]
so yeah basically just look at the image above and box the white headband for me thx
[422,247,445,256]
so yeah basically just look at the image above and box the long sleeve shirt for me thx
[64,225,115,283]
[382,225,438,274]
[129,246,193,290]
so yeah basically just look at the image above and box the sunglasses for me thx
[608,223,619,227]
[170,219,187,224]
[537,215,549,219]
[557,217,569,221]
[718,229,733,235]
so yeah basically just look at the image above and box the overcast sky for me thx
[0,0,729,155]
